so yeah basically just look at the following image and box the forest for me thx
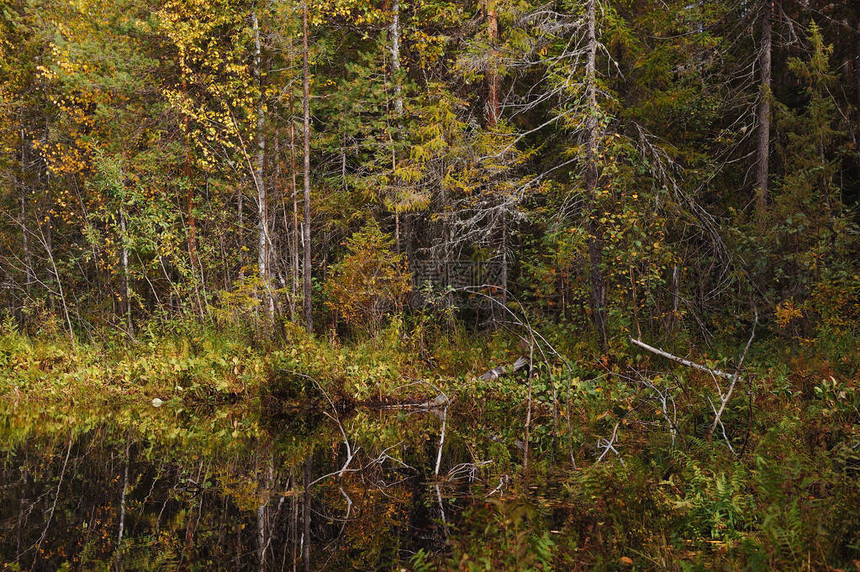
[1,0,859,569]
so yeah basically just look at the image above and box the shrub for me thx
[324,221,412,336]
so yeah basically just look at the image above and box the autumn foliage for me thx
[324,222,411,335]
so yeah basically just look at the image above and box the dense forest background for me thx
[2,1,860,569]
[1,0,858,345]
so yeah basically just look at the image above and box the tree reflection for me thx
[0,402,462,570]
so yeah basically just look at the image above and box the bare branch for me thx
[708,309,758,438]
[630,337,734,379]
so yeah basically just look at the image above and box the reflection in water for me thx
[0,403,472,570]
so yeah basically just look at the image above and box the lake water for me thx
[0,398,539,570]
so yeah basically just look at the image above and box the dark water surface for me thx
[0,399,498,570]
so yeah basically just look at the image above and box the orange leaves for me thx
[776,299,804,330]
[324,222,412,335]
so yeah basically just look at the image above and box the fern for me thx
[409,548,434,572]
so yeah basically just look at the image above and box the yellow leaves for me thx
[310,0,385,26]
[325,223,411,334]
[776,299,803,329]
[36,139,92,175]
[409,29,447,69]
[35,65,56,80]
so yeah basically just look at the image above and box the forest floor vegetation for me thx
[2,315,859,569]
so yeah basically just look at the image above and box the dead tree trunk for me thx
[755,0,772,220]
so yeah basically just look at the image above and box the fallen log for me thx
[386,356,530,411]
[478,356,529,382]
[416,394,449,409]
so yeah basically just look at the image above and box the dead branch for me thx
[478,355,529,382]
[596,419,624,465]
[447,460,492,482]
[292,371,359,482]
[385,378,450,477]
[708,396,736,455]
[630,338,734,379]
[708,310,758,438]
[435,404,447,477]
[386,378,449,410]
[486,474,510,498]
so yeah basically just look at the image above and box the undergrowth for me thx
[1,314,859,570]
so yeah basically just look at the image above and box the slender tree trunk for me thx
[38,216,74,347]
[488,0,504,321]
[238,187,245,281]
[395,211,401,252]
[486,0,500,126]
[19,129,34,287]
[585,0,607,348]
[302,456,312,572]
[117,439,130,557]
[117,163,133,331]
[290,115,300,317]
[854,21,860,119]
[284,47,300,318]
[252,11,273,318]
[670,264,680,331]
[389,0,403,116]
[20,194,33,286]
[302,0,313,333]
[185,176,203,319]
[755,0,772,220]
[499,212,507,320]
[256,499,267,571]
[256,455,273,572]
[501,212,507,285]
[274,135,288,306]
[389,1,403,251]
[440,168,454,326]
[181,67,202,316]
[120,207,133,334]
